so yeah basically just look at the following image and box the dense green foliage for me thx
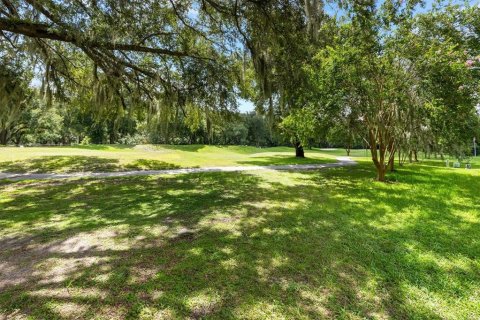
[1,0,479,177]
[0,57,34,144]
[3,101,283,146]
[304,2,480,179]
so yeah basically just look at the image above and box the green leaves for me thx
[280,107,318,147]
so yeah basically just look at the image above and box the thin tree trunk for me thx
[346,142,351,156]
[368,129,385,182]
[368,128,395,182]
[206,117,212,145]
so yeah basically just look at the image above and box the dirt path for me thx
[0,157,356,181]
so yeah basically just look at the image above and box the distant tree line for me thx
[2,88,365,150]
[2,100,283,147]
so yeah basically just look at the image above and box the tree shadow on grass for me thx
[160,144,278,153]
[0,156,182,173]
[66,144,136,151]
[0,165,479,319]
[161,144,207,152]
[124,159,183,171]
[237,155,334,166]
[0,156,121,173]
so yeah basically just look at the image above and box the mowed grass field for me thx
[0,145,339,173]
[1,146,480,319]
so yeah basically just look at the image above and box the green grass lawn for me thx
[1,156,479,319]
[0,145,338,173]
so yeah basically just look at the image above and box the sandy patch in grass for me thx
[0,228,130,290]
[50,301,88,318]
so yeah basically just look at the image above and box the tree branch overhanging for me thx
[0,17,208,59]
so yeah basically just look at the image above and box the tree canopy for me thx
[1,0,479,180]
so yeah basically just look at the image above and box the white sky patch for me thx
[187,6,199,19]
[30,64,43,88]
[238,98,255,113]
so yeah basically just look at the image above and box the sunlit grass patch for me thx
[0,145,338,173]
[0,161,479,319]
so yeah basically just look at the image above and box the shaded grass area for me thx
[237,155,332,166]
[315,148,370,158]
[0,163,479,319]
[0,145,337,173]
[410,156,480,169]
[0,156,182,173]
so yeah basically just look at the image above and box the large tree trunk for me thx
[0,129,9,145]
[377,166,387,181]
[294,142,305,158]
[371,150,388,182]
[109,131,115,144]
